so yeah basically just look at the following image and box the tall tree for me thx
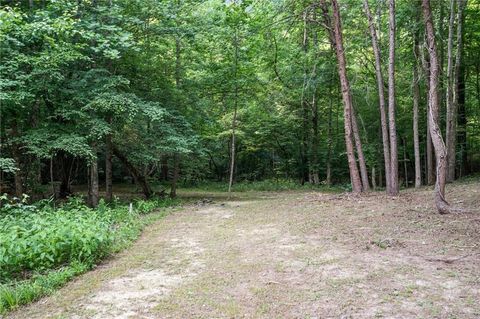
[228,25,239,194]
[445,0,457,182]
[422,0,451,214]
[413,37,422,188]
[363,0,391,193]
[321,0,363,193]
[387,0,399,195]
[454,0,466,177]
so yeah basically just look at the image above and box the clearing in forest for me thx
[6,181,480,319]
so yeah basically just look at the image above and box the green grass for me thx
[0,195,179,314]
[181,179,345,193]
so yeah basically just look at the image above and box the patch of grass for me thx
[0,195,178,314]
[0,262,89,313]
[182,179,344,193]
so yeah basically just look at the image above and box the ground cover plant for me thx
[0,195,178,313]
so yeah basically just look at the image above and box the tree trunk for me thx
[372,166,377,190]
[170,154,179,198]
[422,45,435,185]
[363,0,391,193]
[452,0,466,179]
[403,137,409,187]
[310,12,320,185]
[326,73,334,186]
[88,144,99,208]
[422,0,451,214]
[105,133,113,202]
[300,9,310,185]
[387,0,399,195]
[112,146,153,199]
[351,106,370,191]
[11,120,23,198]
[161,156,169,181]
[445,0,456,182]
[413,37,422,188]
[171,18,182,198]
[455,0,467,177]
[228,27,239,194]
[322,0,362,193]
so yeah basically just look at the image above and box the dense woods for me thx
[1,0,480,208]
[1,0,480,315]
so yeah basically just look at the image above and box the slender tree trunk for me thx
[403,137,409,187]
[228,28,239,194]
[445,0,456,182]
[372,166,377,190]
[363,0,391,193]
[326,73,334,186]
[387,0,399,195]
[112,146,153,199]
[88,144,99,208]
[170,32,182,198]
[351,106,370,191]
[310,11,320,185]
[170,154,179,198]
[11,120,23,198]
[422,0,451,214]
[451,0,466,179]
[422,44,435,185]
[456,0,467,177]
[300,9,310,185]
[413,38,422,188]
[105,133,113,202]
[161,156,168,181]
[50,156,56,199]
[379,165,383,188]
[322,0,362,193]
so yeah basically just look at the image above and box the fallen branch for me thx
[424,253,479,264]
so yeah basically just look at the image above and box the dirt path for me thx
[7,182,480,318]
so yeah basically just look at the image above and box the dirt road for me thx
[7,182,480,318]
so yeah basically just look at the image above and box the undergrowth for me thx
[183,179,346,192]
[0,195,179,313]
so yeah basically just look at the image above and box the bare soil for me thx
[6,181,480,318]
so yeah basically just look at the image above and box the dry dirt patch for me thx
[5,181,480,318]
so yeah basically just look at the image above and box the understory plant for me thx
[0,195,177,313]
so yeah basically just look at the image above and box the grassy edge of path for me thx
[0,202,179,315]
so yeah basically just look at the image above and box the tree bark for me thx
[326,72,334,186]
[300,9,310,185]
[420,31,435,185]
[387,0,399,195]
[322,0,363,193]
[422,0,451,214]
[413,37,422,188]
[445,0,456,182]
[170,154,179,198]
[310,16,320,185]
[88,144,99,208]
[11,120,23,198]
[105,133,113,202]
[455,0,467,177]
[112,146,153,199]
[228,27,239,194]
[363,0,391,193]
[351,106,370,191]
[451,0,466,179]
[170,30,182,198]
[403,137,409,187]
